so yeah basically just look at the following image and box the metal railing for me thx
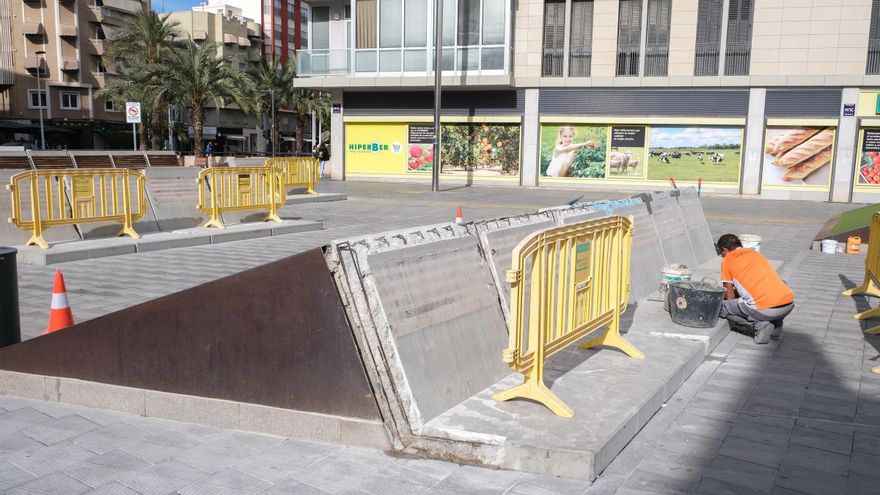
[724,40,751,76]
[492,216,643,418]
[569,50,591,77]
[643,44,669,77]
[867,39,880,75]
[694,42,720,76]
[542,48,564,77]
[264,157,319,195]
[842,212,880,336]
[7,168,146,249]
[616,44,640,76]
[197,166,285,229]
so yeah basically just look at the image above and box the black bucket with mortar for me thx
[667,281,726,328]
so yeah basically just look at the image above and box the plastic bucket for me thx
[821,239,838,254]
[660,264,691,312]
[739,234,762,252]
[667,281,726,328]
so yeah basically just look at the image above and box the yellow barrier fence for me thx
[842,211,880,337]
[197,166,284,229]
[493,215,644,418]
[7,168,146,249]
[265,157,319,195]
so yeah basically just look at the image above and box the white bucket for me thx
[821,239,838,254]
[739,234,762,252]
[661,263,692,282]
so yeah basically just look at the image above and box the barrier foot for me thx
[855,306,880,320]
[202,218,225,229]
[264,213,282,224]
[873,366,880,374]
[865,325,880,335]
[117,226,140,240]
[492,378,574,418]
[307,186,316,196]
[579,330,646,360]
[843,281,880,297]
[26,234,49,250]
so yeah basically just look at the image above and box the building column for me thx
[741,88,766,196]
[330,88,344,181]
[521,88,540,187]
[831,88,859,203]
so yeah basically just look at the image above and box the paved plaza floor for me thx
[2,182,879,494]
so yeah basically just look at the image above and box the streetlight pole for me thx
[271,89,276,159]
[35,50,46,150]
[431,0,443,192]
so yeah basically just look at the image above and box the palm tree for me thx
[155,41,255,157]
[253,58,296,153]
[104,10,181,150]
[290,89,330,153]
[96,62,156,150]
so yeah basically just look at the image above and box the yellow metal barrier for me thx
[493,215,644,418]
[842,211,880,335]
[265,157,319,195]
[7,168,145,249]
[197,166,284,229]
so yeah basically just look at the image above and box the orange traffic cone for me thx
[44,269,74,334]
[455,207,463,225]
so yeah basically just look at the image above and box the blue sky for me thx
[155,0,201,13]
[649,127,742,148]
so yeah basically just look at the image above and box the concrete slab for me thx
[285,192,347,205]
[619,202,667,303]
[675,188,717,266]
[644,193,698,268]
[14,219,323,264]
[468,212,556,318]
[144,167,205,232]
[420,334,705,481]
[626,300,729,356]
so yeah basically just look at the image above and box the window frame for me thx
[27,89,47,109]
[60,91,80,110]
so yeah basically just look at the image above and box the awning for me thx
[192,30,208,41]
[223,33,237,44]
[58,24,77,37]
[225,135,246,141]
[237,36,251,47]
[61,57,79,70]
[102,0,142,14]
[21,23,43,35]
[23,57,41,70]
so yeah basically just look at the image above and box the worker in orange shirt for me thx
[717,234,795,344]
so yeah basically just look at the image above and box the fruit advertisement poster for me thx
[540,124,607,179]
[763,127,834,188]
[405,122,521,177]
[647,126,742,183]
[858,129,880,186]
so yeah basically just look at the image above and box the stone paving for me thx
[3,182,879,494]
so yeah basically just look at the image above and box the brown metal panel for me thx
[0,248,381,420]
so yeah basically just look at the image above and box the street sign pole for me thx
[125,102,142,151]
[431,0,443,192]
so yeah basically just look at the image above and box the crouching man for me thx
[717,234,795,344]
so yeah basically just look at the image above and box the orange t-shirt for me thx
[721,248,793,309]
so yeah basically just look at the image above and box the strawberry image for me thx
[409,144,423,158]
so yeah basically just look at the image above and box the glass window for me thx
[569,0,593,77]
[379,0,402,47]
[28,90,46,108]
[616,0,641,76]
[356,0,377,48]
[542,0,564,77]
[442,0,455,46]
[312,6,330,50]
[104,100,117,111]
[60,91,79,110]
[481,0,504,44]
[457,0,480,46]
[644,0,671,76]
[404,0,428,47]
[725,0,753,75]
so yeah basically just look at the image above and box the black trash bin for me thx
[0,247,20,347]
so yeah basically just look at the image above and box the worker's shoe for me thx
[754,322,773,344]
[771,320,783,340]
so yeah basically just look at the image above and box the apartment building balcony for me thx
[102,0,143,14]
[868,39,880,75]
[58,23,78,38]
[61,57,79,71]
[90,39,108,55]
[89,7,125,26]
[296,46,509,79]
[21,23,44,36]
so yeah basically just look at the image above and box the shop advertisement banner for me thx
[647,126,742,183]
[344,123,406,174]
[763,127,835,187]
[858,128,880,186]
[609,126,647,179]
[440,123,521,177]
[540,124,607,178]
[406,124,435,173]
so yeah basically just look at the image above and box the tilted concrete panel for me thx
[144,167,206,231]
[675,187,717,265]
[644,192,698,268]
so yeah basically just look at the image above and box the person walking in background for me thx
[717,234,795,344]
[316,142,330,178]
[204,141,213,167]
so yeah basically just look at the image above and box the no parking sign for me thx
[125,102,141,124]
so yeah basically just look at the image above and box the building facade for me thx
[214,0,305,63]
[295,0,880,203]
[0,0,148,149]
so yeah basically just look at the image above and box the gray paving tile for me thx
[114,471,192,495]
[6,471,91,495]
[87,449,153,471]
[22,414,100,446]
[140,459,211,483]
[83,481,143,495]
[73,422,150,454]
[198,468,272,492]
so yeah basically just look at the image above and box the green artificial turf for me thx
[831,203,880,235]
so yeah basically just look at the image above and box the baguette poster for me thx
[762,127,835,187]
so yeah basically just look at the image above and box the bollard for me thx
[0,247,21,347]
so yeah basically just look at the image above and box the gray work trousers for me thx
[720,299,794,336]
